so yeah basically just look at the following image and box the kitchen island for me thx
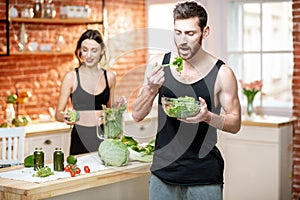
[0,153,151,200]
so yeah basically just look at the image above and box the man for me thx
[132,1,241,200]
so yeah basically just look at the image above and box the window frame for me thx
[227,0,293,117]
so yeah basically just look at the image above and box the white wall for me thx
[146,0,228,60]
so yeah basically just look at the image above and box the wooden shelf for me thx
[10,18,103,25]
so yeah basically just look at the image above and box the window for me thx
[227,0,293,116]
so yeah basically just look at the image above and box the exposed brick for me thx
[294,0,300,199]
[0,0,146,118]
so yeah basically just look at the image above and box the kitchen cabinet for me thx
[24,122,71,160]
[24,129,71,161]
[217,116,295,200]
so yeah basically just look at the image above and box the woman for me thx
[55,29,116,155]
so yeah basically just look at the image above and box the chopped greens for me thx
[121,136,155,163]
[32,166,54,178]
[162,96,200,118]
[121,136,155,156]
[162,56,184,73]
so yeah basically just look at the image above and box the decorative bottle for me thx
[53,147,64,171]
[5,103,15,126]
[34,147,44,170]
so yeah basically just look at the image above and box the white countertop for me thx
[242,115,296,127]
[25,121,70,134]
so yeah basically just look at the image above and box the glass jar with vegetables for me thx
[100,102,127,139]
[53,147,64,171]
[34,147,44,170]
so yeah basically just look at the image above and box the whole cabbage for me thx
[98,139,129,167]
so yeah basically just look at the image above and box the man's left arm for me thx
[181,65,241,133]
[209,65,241,133]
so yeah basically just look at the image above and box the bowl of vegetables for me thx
[161,96,200,118]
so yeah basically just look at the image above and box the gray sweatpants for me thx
[149,174,223,200]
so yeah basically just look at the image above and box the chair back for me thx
[0,127,25,166]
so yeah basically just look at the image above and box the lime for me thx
[67,155,77,165]
[24,155,34,167]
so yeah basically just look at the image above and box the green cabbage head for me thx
[98,139,129,167]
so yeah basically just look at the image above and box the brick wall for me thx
[0,0,146,120]
[294,0,300,199]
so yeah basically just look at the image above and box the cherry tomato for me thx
[70,170,76,177]
[70,164,76,169]
[84,165,90,173]
[64,165,71,172]
[75,168,81,174]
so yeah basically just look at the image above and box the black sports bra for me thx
[70,68,110,110]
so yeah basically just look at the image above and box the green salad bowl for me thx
[161,96,200,118]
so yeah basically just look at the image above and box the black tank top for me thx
[70,68,110,110]
[151,52,224,185]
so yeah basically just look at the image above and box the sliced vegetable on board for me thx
[32,166,54,178]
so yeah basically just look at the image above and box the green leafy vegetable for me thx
[98,139,130,167]
[128,148,153,163]
[32,166,54,178]
[102,104,127,139]
[121,136,155,156]
[121,136,138,148]
[121,136,155,162]
[98,137,155,166]
[162,96,200,118]
[162,56,184,73]
[66,110,80,123]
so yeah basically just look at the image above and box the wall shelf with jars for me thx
[0,0,105,56]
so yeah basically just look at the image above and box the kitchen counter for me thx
[242,115,296,127]
[0,153,151,200]
[25,121,70,137]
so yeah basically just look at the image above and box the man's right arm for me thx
[131,84,159,122]
[132,64,165,122]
